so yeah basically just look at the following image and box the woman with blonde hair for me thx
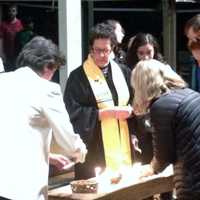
[132,59,200,200]
[132,59,185,114]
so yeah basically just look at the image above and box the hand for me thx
[99,106,133,120]
[115,105,133,120]
[49,153,74,170]
[99,108,115,120]
[139,164,154,179]
[115,110,129,120]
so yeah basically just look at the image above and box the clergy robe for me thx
[64,62,135,179]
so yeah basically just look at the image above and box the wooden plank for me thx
[97,176,173,200]
[48,174,174,200]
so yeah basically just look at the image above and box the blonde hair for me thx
[131,59,187,115]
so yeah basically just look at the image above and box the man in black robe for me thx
[64,22,136,180]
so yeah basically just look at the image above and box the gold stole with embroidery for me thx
[83,55,133,172]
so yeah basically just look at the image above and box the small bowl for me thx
[70,180,98,193]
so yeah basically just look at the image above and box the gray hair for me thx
[16,36,65,72]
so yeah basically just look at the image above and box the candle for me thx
[95,166,101,181]
[95,167,101,176]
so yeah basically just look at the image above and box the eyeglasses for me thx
[92,48,111,55]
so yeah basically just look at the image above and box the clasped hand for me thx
[99,105,133,120]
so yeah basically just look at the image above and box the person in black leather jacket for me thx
[131,59,200,200]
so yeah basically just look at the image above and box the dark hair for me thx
[5,3,18,20]
[16,36,65,72]
[185,14,200,35]
[89,22,116,50]
[22,16,34,27]
[7,3,17,10]
[126,33,165,69]
[105,19,125,43]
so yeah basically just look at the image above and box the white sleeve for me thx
[0,58,4,72]
[42,83,87,163]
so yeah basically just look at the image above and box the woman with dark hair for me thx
[126,33,168,165]
[126,33,165,70]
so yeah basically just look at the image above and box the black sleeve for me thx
[150,96,176,173]
[63,68,100,145]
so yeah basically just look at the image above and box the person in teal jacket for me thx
[185,14,200,92]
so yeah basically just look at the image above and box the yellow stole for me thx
[83,55,132,172]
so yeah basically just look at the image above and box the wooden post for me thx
[58,0,82,93]
[162,0,176,68]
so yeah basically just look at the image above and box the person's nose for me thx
[99,52,106,57]
[143,55,150,60]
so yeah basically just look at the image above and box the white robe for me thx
[0,67,86,200]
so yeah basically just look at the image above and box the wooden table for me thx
[48,167,174,200]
